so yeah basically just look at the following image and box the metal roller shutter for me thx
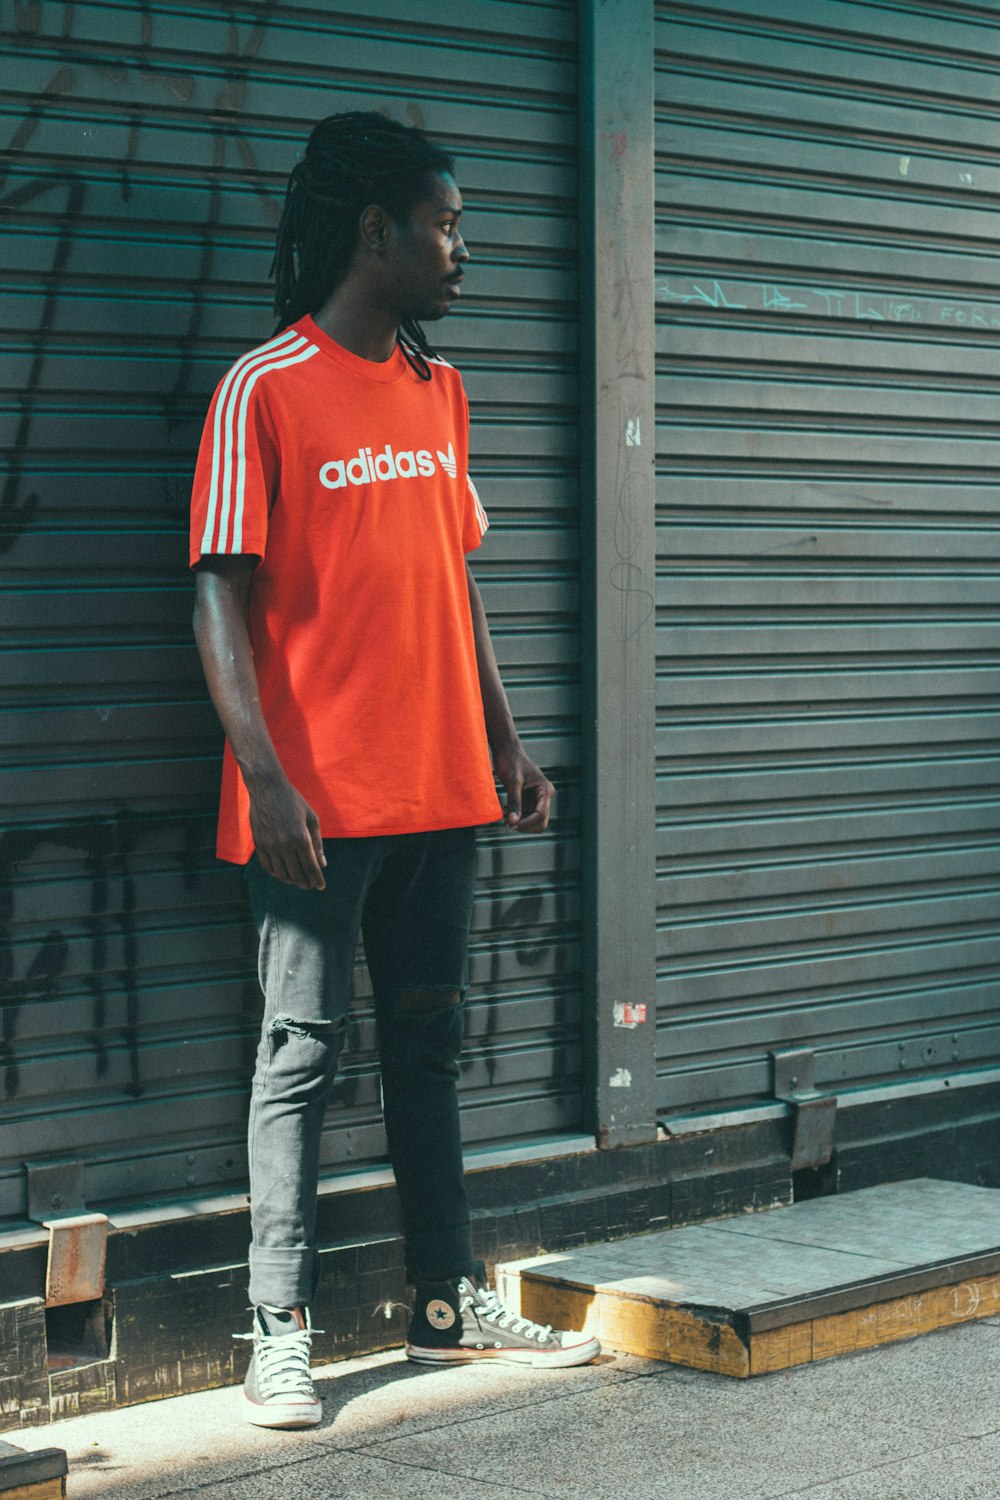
[655,1,1000,1114]
[0,0,581,1222]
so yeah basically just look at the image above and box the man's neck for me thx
[312,285,399,364]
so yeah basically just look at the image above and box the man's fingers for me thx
[253,794,327,890]
[505,772,523,827]
[499,756,555,834]
[516,780,553,832]
[270,849,298,888]
[293,836,326,891]
[309,824,327,868]
[288,859,322,891]
[306,811,327,884]
[517,810,546,831]
[260,836,325,890]
[275,850,305,888]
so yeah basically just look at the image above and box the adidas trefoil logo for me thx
[319,442,457,490]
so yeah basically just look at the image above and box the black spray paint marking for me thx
[2,0,280,534]
[0,812,203,1102]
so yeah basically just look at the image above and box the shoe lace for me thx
[233,1319,322,1398]
[466,1285,553,1343]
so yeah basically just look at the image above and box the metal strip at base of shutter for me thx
[0,1,581,1222]
[654,1,1000,1115]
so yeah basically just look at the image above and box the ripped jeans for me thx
[244,827,478,1310]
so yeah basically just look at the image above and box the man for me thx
[190,111,599,1430]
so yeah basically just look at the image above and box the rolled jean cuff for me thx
[404,1223,475,1285]
[248,1244,318,1310]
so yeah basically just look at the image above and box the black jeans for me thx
[244,826,478,1309]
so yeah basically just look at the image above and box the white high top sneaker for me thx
[236,1304,323,1428]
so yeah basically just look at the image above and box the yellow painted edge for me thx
[0,1479,66,1500]
[520,1273,750,1377]
[750,1268,1000,1375]
[749,1321,816,1376]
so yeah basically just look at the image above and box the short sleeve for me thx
[463,474,490,554]
[189,358,278,567]
[457,382,489,554]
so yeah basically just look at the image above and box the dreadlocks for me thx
[271,111,456,381]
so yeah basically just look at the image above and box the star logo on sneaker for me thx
[426,1298,456,1329]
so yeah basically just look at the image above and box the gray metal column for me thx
[580,0,658,1147]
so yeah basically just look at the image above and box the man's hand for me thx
[464,563,555,833]
[193,557,327,890]
[247,770,327,890]
[492,740,554,832]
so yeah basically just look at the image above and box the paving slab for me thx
[16,1319,1000,1500]
[16,1348,656,1500]
[781,1318,1000,1443]
[178,1449,547,1500]
[368,1355,936,1500]
[776,1429,1000,1500]
[708,1178,1000,1263]
[498,1180,1000,1376]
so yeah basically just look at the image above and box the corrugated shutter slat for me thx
[0,2,581,1222]
[654,1,1000,1114]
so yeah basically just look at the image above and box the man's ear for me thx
[360,203,389,252]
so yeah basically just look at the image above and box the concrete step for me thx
[497,1178,1000,1377]
[0,1440,66,1499]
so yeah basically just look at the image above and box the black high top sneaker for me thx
[406,1262,601,1367]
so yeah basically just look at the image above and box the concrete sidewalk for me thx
[16,1317,1000,1499]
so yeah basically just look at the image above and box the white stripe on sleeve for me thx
[200,329,301,554]
[214,336,312,554]
[467,475,489,536]
[230,343,319,552]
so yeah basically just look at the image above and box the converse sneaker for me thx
[406,1263,600,1368]
[235,1304,322,1428]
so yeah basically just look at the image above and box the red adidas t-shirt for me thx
[189,315,503,862]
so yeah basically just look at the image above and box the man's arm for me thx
[192,555,327,889]
[466,561,554,832]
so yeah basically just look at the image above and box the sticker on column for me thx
[609,1068,632,1088]
[613,1003,647,1029]
[626,417,641,446]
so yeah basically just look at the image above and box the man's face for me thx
[383,172,469,324]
